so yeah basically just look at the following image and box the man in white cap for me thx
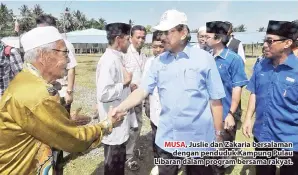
[112,9,226,175]
[0,26,126,175]
[195,26,212,51]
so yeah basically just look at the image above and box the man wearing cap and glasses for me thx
[205,21,248,175]
[0,26,126,175]
[243,20,298,175]
[96,22,137,175]
[112,9,226,175]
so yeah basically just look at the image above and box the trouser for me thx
[151,121,159,159]
[126,104,143,159]
[104,143,126,175]
[254,138,298,175]
[144,97,159,159]
[157,146,213,175]
[53,97,72,175]
[144,96,150,119]
[212,119,238,175]
[60,97,71,114]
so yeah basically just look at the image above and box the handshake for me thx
[100,106,128,132]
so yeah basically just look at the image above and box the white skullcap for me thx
[21,26,62,52]
[198,26,206,33]
[152,9,188,31]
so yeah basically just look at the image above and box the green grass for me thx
[64,55,258,175]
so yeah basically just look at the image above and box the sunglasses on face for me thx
[263,38,287,45]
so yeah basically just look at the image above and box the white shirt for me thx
[122,44,147,86]
[142,56,161,126]
[96,48,137,145]
[57,39,78,97]
[227,37,246,63]
[192,43,201,48]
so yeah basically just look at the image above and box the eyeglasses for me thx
[198,35,207,39]
[52,49,69,54]
[263,39,287,45]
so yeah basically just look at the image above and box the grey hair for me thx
[24,42,56,63]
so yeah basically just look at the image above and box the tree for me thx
[18,4,35,33]
[58,7,75,32]
[72,10,88,30]
[257,27,266,32]
[233,24,246,32]
[97,17,106,30]
[129,19,134,26]
[32,4,44,17]
[191,29,198,33]
[86,18,99,28]
[0,3,14,36]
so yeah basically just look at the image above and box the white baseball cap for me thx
[152,9,188,31]
[21,26,63,52]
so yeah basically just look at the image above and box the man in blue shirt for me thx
[205,21,248,175]
[243,20,298,175]
[113,9,226,175]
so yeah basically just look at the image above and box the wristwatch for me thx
[215,130,225,136]
[101,118,113,133]
[67,90,73,95]
[228,110,234,117]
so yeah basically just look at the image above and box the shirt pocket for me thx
[275,76,298,106]
[183,68,199,91]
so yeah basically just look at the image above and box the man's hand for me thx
[108,106,127,127]
[130,83,138,92]
[122,67,133,86]
[65,93,73,105]
[224,114,235,131]
[242,118,253,138]
[70,107,91,126]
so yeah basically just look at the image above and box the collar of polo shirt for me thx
[167,44,191,59]
[267,53,297,69]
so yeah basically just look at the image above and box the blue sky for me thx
[2,1,298,32]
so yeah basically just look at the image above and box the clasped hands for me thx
[106,106,128,127]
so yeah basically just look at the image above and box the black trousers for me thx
[150,121,159,159]
[53,97,72,175]
[254,138,298,175]
[103,143,126,175]
[60,97,71,114]
[157,146,213,175]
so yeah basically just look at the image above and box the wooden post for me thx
[252,42,254,57]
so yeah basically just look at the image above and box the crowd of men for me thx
[0,9,298,175]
